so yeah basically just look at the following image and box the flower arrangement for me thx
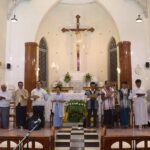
[84,73,92,83]
[64,100,86,122]
[64,72,71,83]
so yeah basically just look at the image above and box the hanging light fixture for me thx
[11,14,18,22]
[136,14,142,23]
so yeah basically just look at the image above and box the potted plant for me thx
[64,72,71,86]
[65,100,86,122]
[56,81,63,88]
[84,73,92,86]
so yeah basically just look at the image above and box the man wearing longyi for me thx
[101,81,115,128]
[85,82,100,128]
[31,81,48,128]
[0,84,11,129]
[13,81,28,129]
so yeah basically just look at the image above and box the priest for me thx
[131,79,148,129]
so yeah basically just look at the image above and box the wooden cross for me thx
[61,15,94,71]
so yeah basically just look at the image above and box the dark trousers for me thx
[16,106,27,128]
[104,109,114,128]
[0,107,9,129]
[87,109,97,128]
[33,106,45,128]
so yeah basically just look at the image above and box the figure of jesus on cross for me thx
[61,15,95,71]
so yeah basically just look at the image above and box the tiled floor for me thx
[55,127,100,150]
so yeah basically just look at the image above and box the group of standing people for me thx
[101,80,131,128]
[101,79,148,129]
[85,79,149,129]
[0,80,66,130]
[0,79,149,130]
[118,79,148,129]
[14,81,49,129]
[0,81,48,129]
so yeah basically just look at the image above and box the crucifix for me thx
[61,15,95,71]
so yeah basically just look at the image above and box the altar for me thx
[44,92,102,122]
[45,72,102,122]
[55,72,99,92]
[44,92,86,121]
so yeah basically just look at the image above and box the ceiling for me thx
[7,0,148,20]
[134,0,148,17]
[60,0,96,4]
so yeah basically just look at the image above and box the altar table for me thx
[44,92,102,122]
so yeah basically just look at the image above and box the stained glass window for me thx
[39,37,48,87]
[108,37,117,82]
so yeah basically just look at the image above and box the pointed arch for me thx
[39,37,48,49]
[39,37,48,87]
[108,37,117,82]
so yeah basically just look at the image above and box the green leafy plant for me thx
[64,72,71,83]
[65,100,86,122]
[44,88,50,94]
[56,81,63,88]
[84,73,92,83]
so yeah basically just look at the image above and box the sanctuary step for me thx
[55,126,100,150]
[62,122,83,128]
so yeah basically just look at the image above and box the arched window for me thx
[108,37,117,82]
[39,37,48,87]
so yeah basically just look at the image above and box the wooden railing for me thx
[101,128,150,150]
[0,137,51,150]
[0,128,55,150]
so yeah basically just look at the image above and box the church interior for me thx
[0,0,150,149]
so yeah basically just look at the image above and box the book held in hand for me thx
[136,93,145,97]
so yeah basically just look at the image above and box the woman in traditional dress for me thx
[118,81,131,128]
[52,86,65,129]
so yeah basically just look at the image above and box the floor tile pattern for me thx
[55,127,100,150]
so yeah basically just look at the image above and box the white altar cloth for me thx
[44,92,86,121]
[44,92,102,122]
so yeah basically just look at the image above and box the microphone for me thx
[33,118,41,124]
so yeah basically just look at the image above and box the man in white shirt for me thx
[31,81,48,128]
[0,84,11,128]
[132,79,148,129]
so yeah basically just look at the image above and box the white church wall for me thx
[5,0,59,88]
[36,3,120,87]
[4,0,150,89]
[99,0,150,89]
[0,0,8,84]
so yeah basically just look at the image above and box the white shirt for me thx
[132,87,147,100]
[0,90,11,107]
[31,88,47,106]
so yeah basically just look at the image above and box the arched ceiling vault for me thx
[7,0,148,20]
[133,0,148,17]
